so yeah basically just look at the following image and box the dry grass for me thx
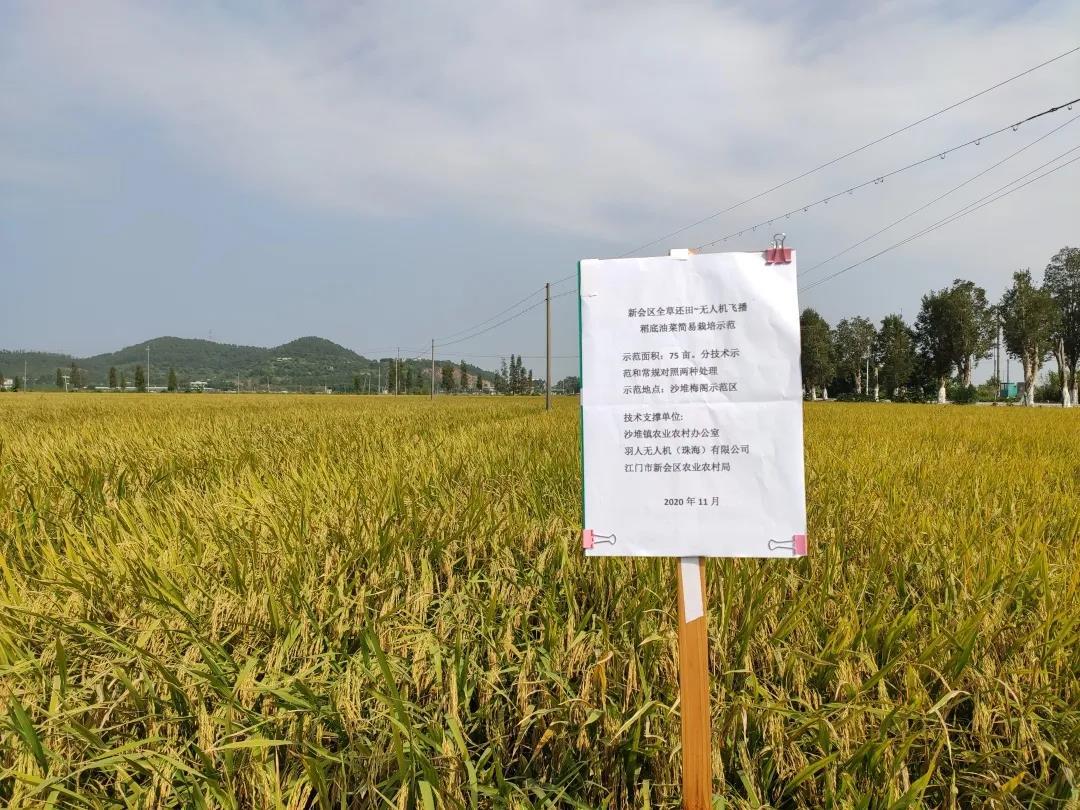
[0,394,1077,807]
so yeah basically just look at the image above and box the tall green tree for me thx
[833,316,876,394]
[498,358,508,394]
[352,374,362,394]
[1000,269,1058,406]
[799,309,834,399]
[119,371,127,391]
[876,314,916,399]
[915,288,956,403]
[519,358,531,394]
[386,358,398,394]
[475,370,483,392]
[167,368,178,392]
[945,279,996,388]
[13,376,22,392]
[1044,246,1080,407]
[70,361,81,389]
[134,365,146,392]
[558,375,581,394]
[108,366,118,389]
[441,363,455,392]
[459,359,468,392]
[56,368,64,389]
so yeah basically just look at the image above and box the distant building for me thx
[1000,382,1024,400]
[1,379,12,390]
[190,380,208,391]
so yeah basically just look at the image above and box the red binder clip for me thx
[768,534,808,556]
[582,529,616,550]
[765,233,792,264]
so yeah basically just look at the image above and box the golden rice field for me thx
[0,394,1078,808]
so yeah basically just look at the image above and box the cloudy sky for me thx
[3,1,1078,380]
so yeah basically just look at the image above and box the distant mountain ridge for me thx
[0,336,491,392]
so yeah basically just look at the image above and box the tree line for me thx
[800,246,1078,406]
[351,358,492,394]
[1,364,143,392]
[40,364,168,392]
[349,355,552,395]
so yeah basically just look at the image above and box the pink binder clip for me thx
[765,233,792,264]
[768,534,808,556]
[582,529,616,550]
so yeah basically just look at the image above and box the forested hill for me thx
[0,336,494,392]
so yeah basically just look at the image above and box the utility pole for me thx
[545,282,552,411]
[377,361,381,394]
[430,340,435,399]
[995,316,1001,401]
[147,346,151,392]
[396,347,400,395]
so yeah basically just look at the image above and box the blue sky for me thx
[3,1,1078,381]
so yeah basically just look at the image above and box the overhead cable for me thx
[436,289,575,349]
[414,47,1080,351]
[617,46,1080,257]
[797,111,1080,282]
[799,147,1080,294]
[695,96,1080,250]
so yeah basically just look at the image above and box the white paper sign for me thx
[579,250,807,558]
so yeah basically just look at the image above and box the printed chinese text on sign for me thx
[579,250,807,557]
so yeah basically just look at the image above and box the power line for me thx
[437,299,545,348]
[695,96,1080,250]
[435,289,575,349]
[617,45,1080,257]
[548,96,1080,285]
[434,273,578,343]
[799,147,1080,294]
[451,353,579,360]
[357,346,427,356]
[404,47,1080,357]
[433,285,546,342]
[797,111,1080,282]
[801,146,1080,294]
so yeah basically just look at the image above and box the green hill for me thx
[0,350,73,383]
[1,337,499,393]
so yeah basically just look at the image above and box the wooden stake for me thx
[677,556,712,809]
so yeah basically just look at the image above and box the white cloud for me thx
[11,1,1073,233]
[6,0,1079,348]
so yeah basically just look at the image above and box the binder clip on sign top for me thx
[765,232,793,264]
[577,242,808,808]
